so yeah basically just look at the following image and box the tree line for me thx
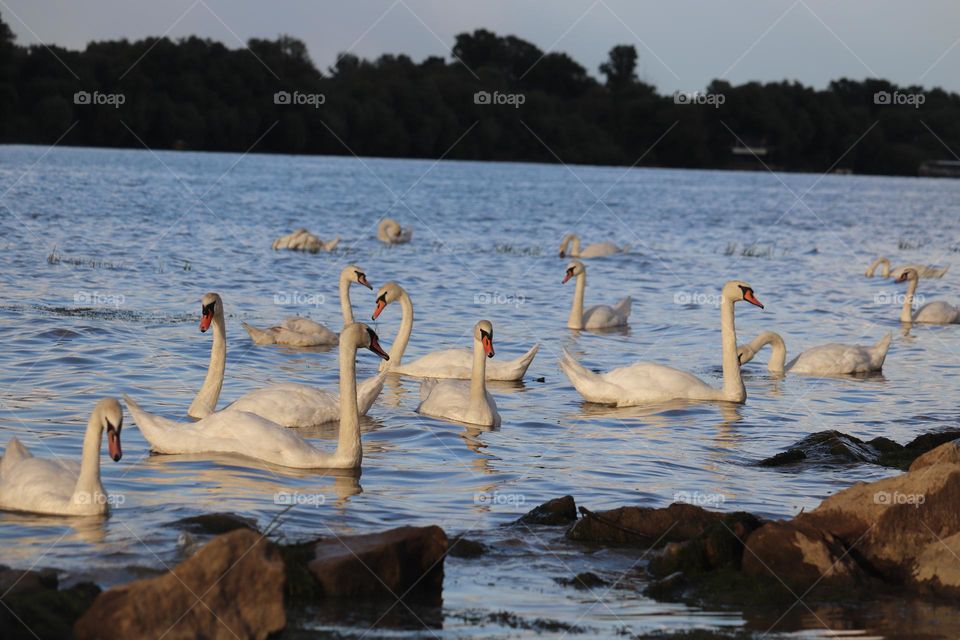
[1,13,958,176]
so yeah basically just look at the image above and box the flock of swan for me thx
[1,237,957,517]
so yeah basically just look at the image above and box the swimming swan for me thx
[272,228,340,253]
[563,260,631,330]
[865,256,948,279]
[896,268,960,324]
[559,233,625,258]
[377,218,412,244]
[737,331,892,375]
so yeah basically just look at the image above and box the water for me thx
[1,144,960,638]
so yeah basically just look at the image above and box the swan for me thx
[896,268,960,324]
[737,331,892,375]
[559,233,625,258]
[126,323,389,469]
[272,228,340,253]
[560,281,763,405]
[416,320,501,427]
[241,264,372,346]
[377,218,412,245]
[0,398,123,516]
[188,292,386,426]
[563,260,631,330]
[371,282,539,380]
[865,256,948,279]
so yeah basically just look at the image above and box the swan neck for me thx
[572,235,581,255]
[337,337,361,465]
[901,276,918,323]
[190,310,226,417]
[568,272,586,329]
[72,412,105,504]
[340,275,354,326]
[879,257,891,278]
[470,336,488,409]
[750,331,786,373]
[720,296,745,401]
[383,290,414,371]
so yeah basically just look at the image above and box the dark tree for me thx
[599,45,638,90]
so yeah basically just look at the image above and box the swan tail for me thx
[559,351,621,404]
[123,395,176,453]
[356,371,387,415]
[1,437,31,470]
[503,344,540,379]
[871,332,893,369]
[241,322,277,345]
[613,296,632,317]
[324,236,341,251]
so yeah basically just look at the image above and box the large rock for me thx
[567,503,722,546]
[0,568,99,640]
[308,525,447,599]
[74,529,285,640]
[514,496,577,526]
[759,429,960,470]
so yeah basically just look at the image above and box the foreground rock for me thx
[514,495,577,526]
[567,503,726,546]
[308,525,448,599]
[0,567,99,640]
[75,529,285,640]
[760,428,960,469]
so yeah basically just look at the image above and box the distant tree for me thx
[599,45,637,90]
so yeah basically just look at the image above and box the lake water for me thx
[1,144,960,638]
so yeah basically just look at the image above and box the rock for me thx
[567,503,722,546]
[760,429,960,470]
[447,536,486,558]
[308,525,447,599]
[909,438,960,471]
[170,512,259,535]
[554,571,607,589]
[911,531,960,596]
[0,567,58,596]
[0,569,98,640]
[514,496,577,526]
[74,529,285,640]
[648,512,764,578]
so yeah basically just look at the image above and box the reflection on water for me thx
[2,145,960,637]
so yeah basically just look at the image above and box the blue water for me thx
[1,144,960,637]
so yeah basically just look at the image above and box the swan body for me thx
[0,399,123,516]
[189,292,386,427]
[738,331,891,375]
[559,233,625,258]
[241,265,372,347]
[273,229,340,253]
[417,320,501,427]
[897,268,960,324]
[128,324,390,469]
[377,218,412,245]
[865,256,948,279]
[563,260,631,330]
[560,281,763,405]
[372,282,539,380]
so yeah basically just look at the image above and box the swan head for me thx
[198,293,223,332]
[343,265,372,290]
[736,344,756,365]
[722,281,764,308]
[94,398,124,462]
[558,233,576,257]
[562,260,585,284]
[372,282,403,320]
[895,268,919,283]
[343,322,390,360]
[475,320,495,358]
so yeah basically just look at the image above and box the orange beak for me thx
[482,335,494,358]
[372,299,386,320]
[199,312,213,332]
[562,271,573,284]
[743,290,764,309]
[368,334,390,360]
[107,429,122,462]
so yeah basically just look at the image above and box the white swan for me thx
[126,323,389,469]
[417,320,501,427]
[371,282,539,381]
[896,268,960,324]
[0,398,123,516]
[560,281,763,405]
[377,218,412,245]
[559,233,625,258]
[188,292,386,426]
[242,265,372,346]
[563,260,631,330]
[738,331,892,375]
[272,228,340,253]
[865,256,948,279]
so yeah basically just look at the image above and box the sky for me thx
[3,0,959,94]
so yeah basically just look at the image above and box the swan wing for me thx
[914,301,960,324]
[788,342,881,375]
[395,349,473,378]
[229,383,338,427]
[0,456,81,514]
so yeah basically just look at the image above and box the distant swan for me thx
[563,260,631,330]
[242,265,372,346]
[188,292,386,427]
[0,398,123,516]
[865,256,948,279]
[896,268,960,324]
[417,320,501,426]
[559,233,625,258]
[273,228,340,253]
[126,324,390,469]
[738,331,892,375]
[377,218,412,244]
[371,281,539,380]
[560,281,763,405]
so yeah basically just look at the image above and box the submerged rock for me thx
[515,495,577,526]
[555,571,607,589]
[307,525,448,599]
[169,512,259,535]
[74,529,285,640]
[759,429,960,470]
[447,535,487,558]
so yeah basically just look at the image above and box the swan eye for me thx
[377,293,386,304]
[202,302,216,316]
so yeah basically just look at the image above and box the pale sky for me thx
[3,0,959,93]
